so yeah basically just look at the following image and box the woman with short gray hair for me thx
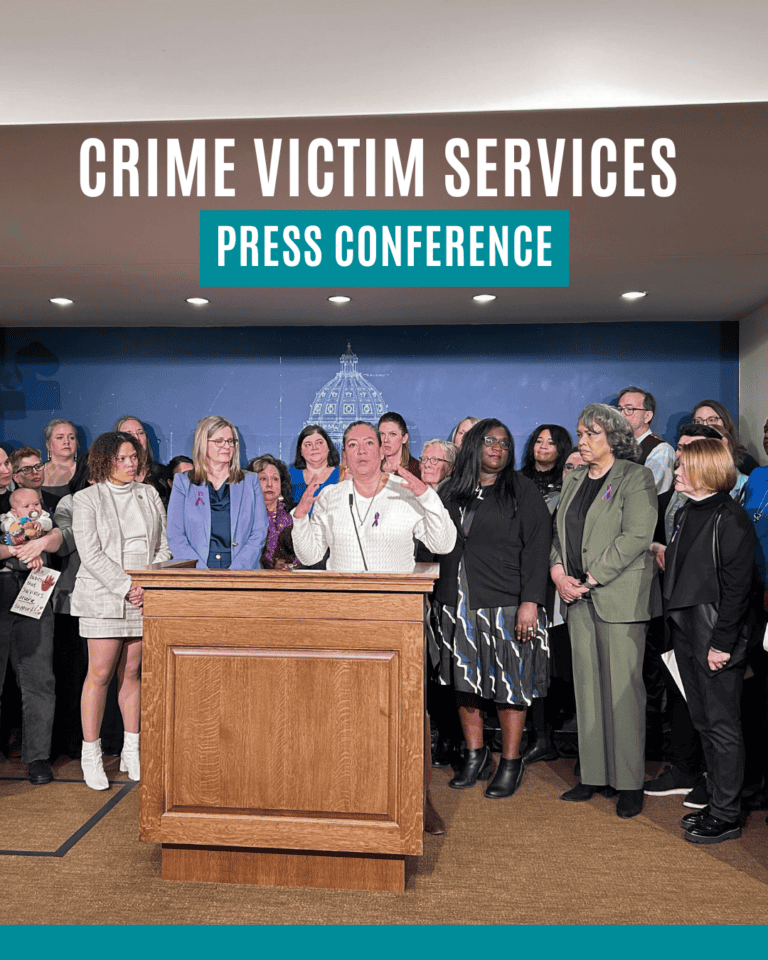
[550,403,657,818]
[419,439,457,489]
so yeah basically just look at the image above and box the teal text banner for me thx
[199,210,568,287]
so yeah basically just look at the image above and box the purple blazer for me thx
[167,471,268,569]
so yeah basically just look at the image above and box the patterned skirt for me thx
[430,561,549,705]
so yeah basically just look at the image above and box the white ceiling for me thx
[1,1,766,329]
[3,0,768,124]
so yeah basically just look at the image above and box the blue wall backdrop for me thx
[0,321,738,466]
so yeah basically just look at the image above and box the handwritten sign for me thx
[10,567,61,619]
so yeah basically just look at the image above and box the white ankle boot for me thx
[81,739,109,790]
[120,731,140,780]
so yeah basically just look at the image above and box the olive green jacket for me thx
[550,459,660,623]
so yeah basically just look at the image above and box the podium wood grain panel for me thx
[145,589,423,621]
[162,844,406,892]
[168,647,395,815]
[131,565,436,889]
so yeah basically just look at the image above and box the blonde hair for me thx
[189,416,244,486]
[678,438,736,494]
[44,419,78,453]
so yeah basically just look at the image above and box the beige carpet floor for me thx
[2,754,768,925]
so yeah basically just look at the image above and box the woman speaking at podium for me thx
[291,420,457,833]
[167,416,268,570]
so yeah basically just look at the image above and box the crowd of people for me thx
[1,389,767,848]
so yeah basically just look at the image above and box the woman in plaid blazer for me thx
[72,431,170,790]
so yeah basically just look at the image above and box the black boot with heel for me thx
[485,758,525,799]
[449,745,493,789]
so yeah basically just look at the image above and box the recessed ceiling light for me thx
[473,294,497,303]
[328,295,351,304]
[49,297,73,306]
[186,297,209,306]
[621,291,647,300]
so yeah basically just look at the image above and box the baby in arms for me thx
[1,489,53,572]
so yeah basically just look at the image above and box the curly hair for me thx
[88,432,145,484]
[579,404,641,462]
[246,454,295,509]
[293,425,340,470]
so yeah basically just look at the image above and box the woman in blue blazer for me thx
[167,416,268,569]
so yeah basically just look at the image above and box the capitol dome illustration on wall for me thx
[305,344,388,448]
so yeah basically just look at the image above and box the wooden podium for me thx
[130,563,438,892]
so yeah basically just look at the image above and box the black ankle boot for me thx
[521,739,558,764]
[449,745,492,789]
[485,758,525,799]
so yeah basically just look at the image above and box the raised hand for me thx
[293,474,323,519]
[395,464,428,497]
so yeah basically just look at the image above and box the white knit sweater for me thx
[291,476,456,573]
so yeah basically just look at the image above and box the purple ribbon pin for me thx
[602,484,612,500]
[195,492,205,506]
[373,512,380,527]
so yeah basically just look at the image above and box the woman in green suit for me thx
[550,403,658,818]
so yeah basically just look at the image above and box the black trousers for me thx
[662,660,703,776]
[672,624,744,821]
[0,573,55,763]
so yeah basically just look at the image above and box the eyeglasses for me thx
[692,416,723,426]
[482,436,510,450]
[563,462,578,472]
[617,405,646,416]
[420,457,449,467]
[14,463,44,475]
[209,438,236,447]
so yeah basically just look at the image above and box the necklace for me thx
[751,487,768,523]
[352,475,385,525]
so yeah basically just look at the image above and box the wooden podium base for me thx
[161,843,406,892]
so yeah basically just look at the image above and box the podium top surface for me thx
[127,561,440,594]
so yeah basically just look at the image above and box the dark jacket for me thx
[663,493,757,666]
[434,473,551,609]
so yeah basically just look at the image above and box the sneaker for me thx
[683,773,708,809]
[643,764,696,796]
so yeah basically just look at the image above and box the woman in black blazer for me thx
[433,419,551,799]
[664,438,757,844]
